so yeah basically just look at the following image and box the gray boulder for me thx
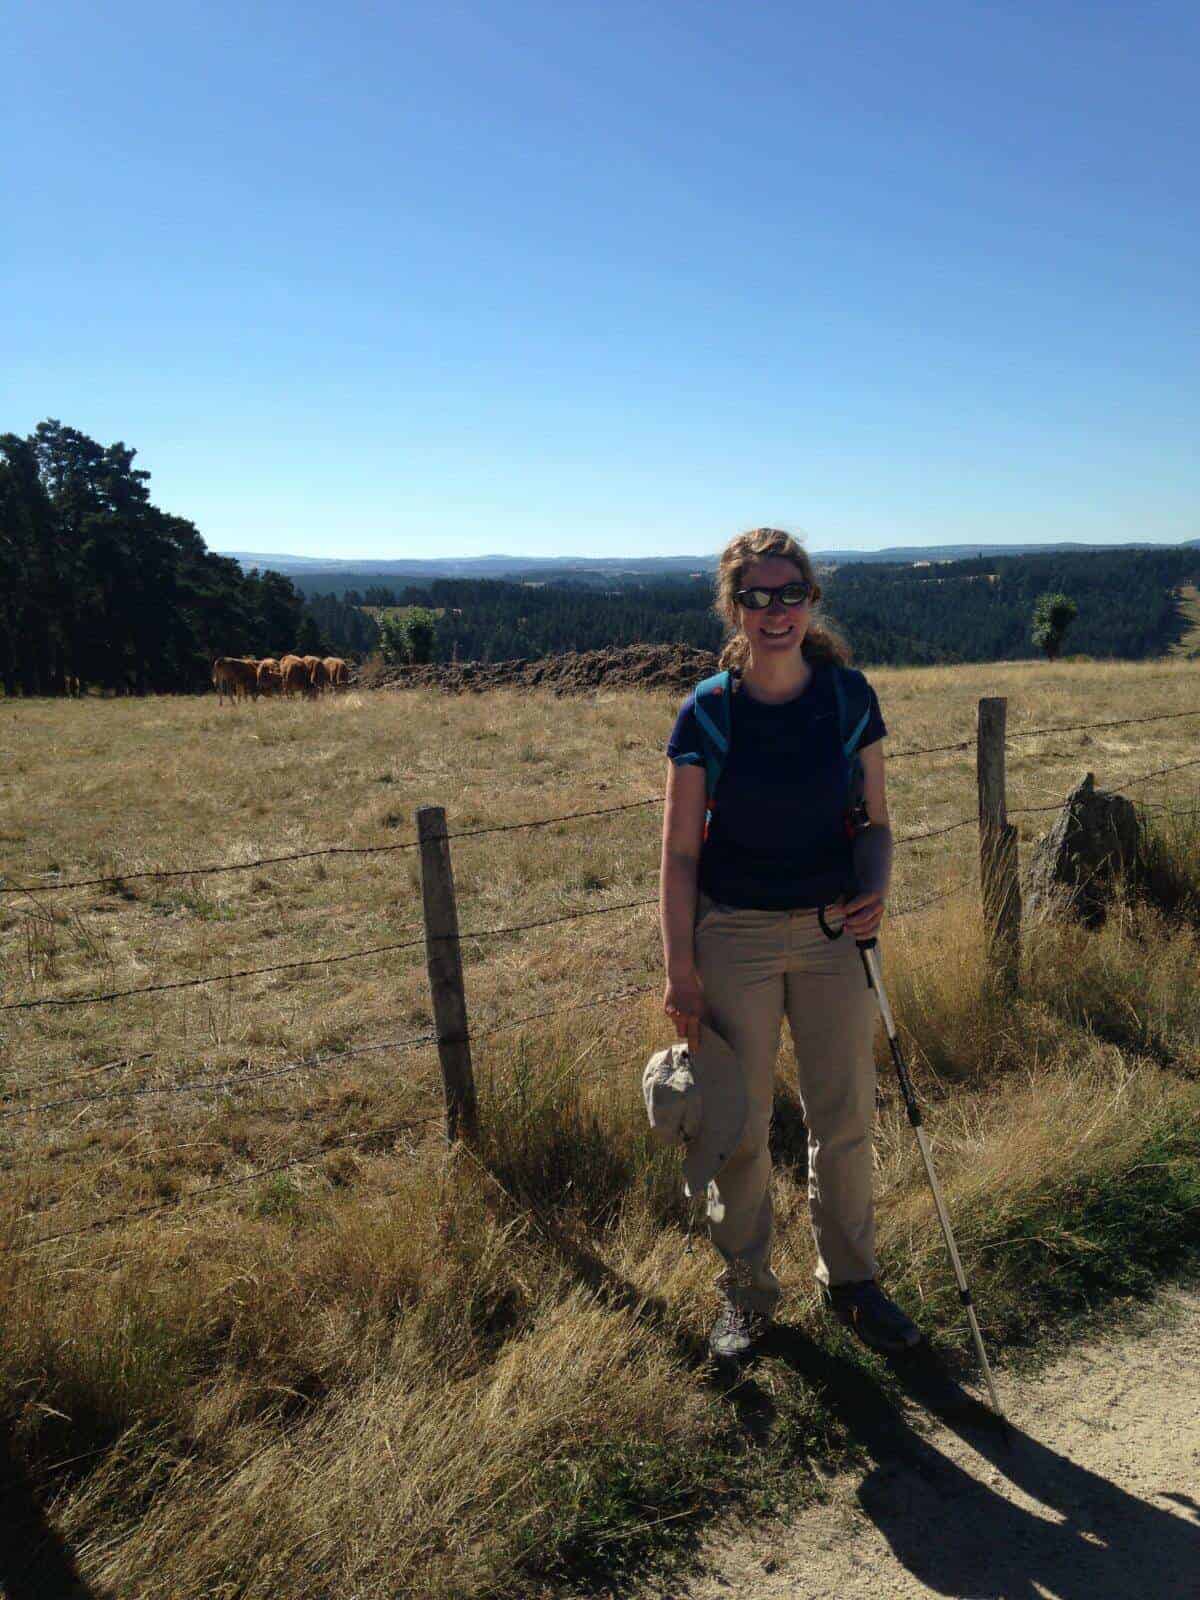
[1024,772,1145,926]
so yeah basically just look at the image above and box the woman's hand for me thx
[663,967,705,1053]
[841,890,885,940]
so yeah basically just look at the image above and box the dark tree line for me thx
[350,546,1198,668]
[349,578,719,663]
[829,548,1197,664]
[304,591,380,656]
[0,421,367,696]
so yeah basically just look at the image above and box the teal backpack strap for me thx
[833,666,872,821]
[692,669,733,812]
[833,666,871,758]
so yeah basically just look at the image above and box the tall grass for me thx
[1,663,1199,1595]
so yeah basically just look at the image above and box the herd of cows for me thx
[211,654,351,703]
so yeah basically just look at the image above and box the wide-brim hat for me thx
[642,1023,747,1202]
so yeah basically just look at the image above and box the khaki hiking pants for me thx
[694,891,880,1315]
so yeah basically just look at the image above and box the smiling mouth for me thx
[761,625,794,638]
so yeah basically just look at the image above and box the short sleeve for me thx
[666,693,705,767]
[860,679,887,748]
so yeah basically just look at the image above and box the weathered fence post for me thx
[417,805,478,1143]
[977,698,1021,989]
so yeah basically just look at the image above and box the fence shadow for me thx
[522,1204,780,1444]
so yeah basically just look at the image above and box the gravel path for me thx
[672,1287,1200,1600]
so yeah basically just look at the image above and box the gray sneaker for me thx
[824,1279,921,1354]
[708,1296,769,1360]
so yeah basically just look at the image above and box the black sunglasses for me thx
[734,581,813,611]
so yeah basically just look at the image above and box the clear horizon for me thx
[214,535,1200,564]
[6,2,1199,559]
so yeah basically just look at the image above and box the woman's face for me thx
[736,556,817,660]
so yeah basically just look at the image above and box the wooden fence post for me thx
[977,698,1021,989]
[417,805,478,1143]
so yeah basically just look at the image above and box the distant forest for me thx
[4,419,1197,695]
[333,545,1199,668]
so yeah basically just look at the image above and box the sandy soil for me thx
[670,1288,1200,1600]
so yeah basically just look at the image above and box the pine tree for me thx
[296,614,326,657]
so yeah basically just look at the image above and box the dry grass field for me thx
[1,658,1199,1598]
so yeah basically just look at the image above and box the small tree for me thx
[378,612,411,665]
[405,606,437,665]
[378,607,439,666]
[1032,592,1078,661]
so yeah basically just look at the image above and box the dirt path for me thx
[673,1288,1200,1600]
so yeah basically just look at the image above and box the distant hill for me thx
[820,539,1200,563]
[222,540,1200,588]
[221,552,717,580]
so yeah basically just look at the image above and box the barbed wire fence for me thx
[5,701,1198,901]
[3,694,1199,1253]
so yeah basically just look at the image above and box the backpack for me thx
[688,665,873,841]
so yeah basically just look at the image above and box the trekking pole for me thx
[856,933,1007,1426]
[817,896,1006,1422]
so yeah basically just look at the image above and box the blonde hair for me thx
[714,527,851,671]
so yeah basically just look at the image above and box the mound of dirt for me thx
[371,643,720,696]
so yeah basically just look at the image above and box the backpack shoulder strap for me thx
[692,669,733,803]
[832,666,872,757]
[832,666,873,824]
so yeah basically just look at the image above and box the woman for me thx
[659,527,921,1360]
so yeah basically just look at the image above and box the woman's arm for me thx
[843,739,892,939]
[660,760,707,1048]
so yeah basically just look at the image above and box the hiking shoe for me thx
[708,1296,769,1360]
[824,1279,922,1354]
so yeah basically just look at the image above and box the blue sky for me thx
[5,1,1198,558]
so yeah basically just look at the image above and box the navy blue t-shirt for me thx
[666,665,887,910]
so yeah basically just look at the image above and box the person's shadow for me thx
[472,1166,1199,1594]
[764,1321,1200,1598]
[0,1421,108,1598]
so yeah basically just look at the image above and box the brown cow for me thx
[281,657,308,697]
[307,657,329,696]
[212,657,259,704]
[257,658,282,696]
[322,656,349,691]
[298,655,323,697]
[277,655,303,697]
